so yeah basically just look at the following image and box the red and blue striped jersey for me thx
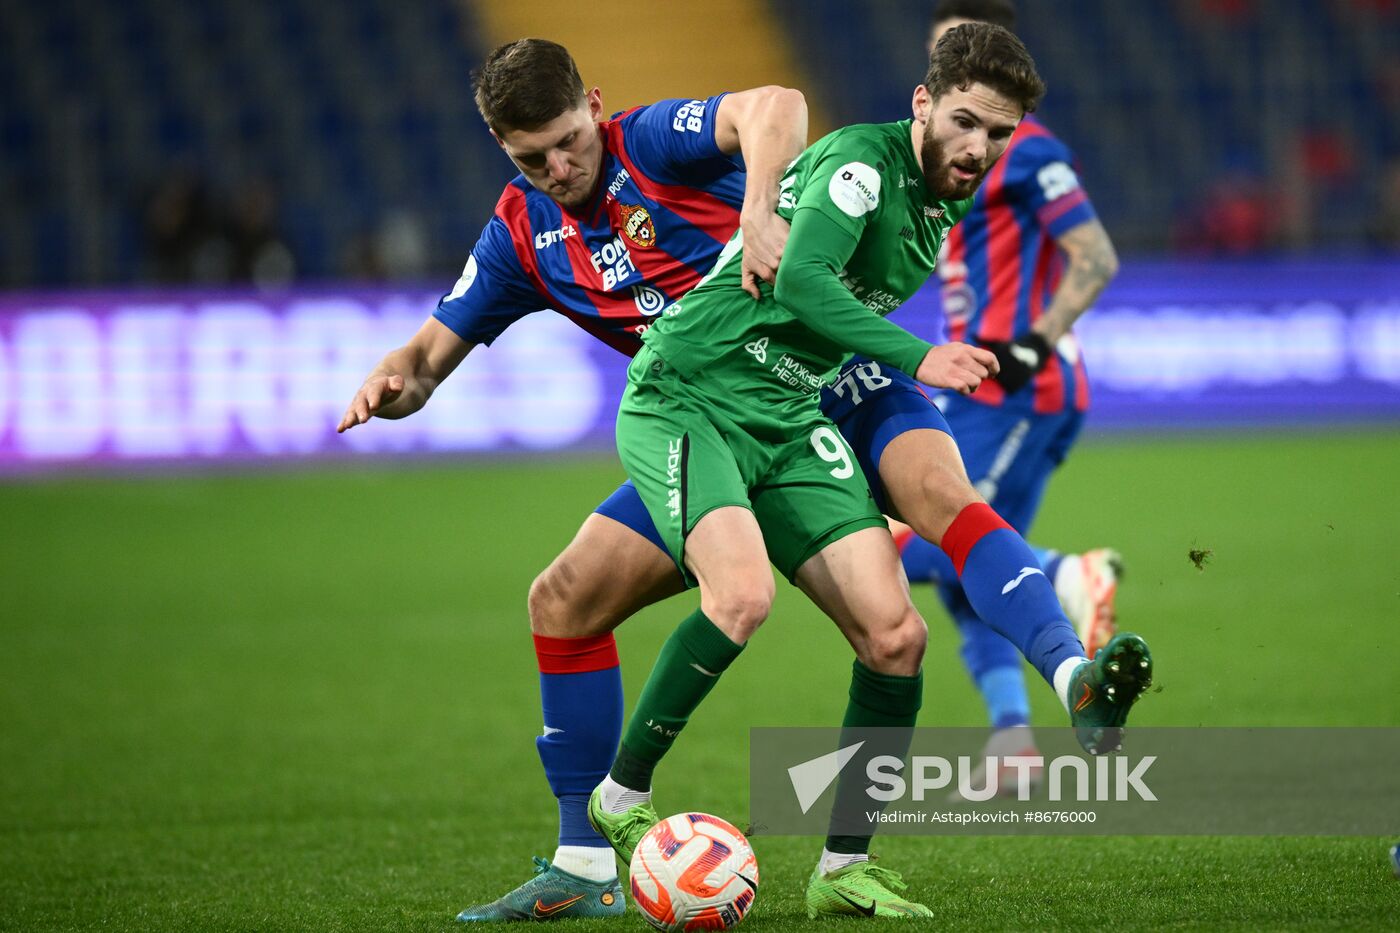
[434,95,744,357]
[936,116,1097,414]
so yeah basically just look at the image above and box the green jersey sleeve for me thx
[783,140,886,238]
[772,204,933,376]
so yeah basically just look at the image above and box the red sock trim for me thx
[892,526,916,553]
[533,632,620,674]
[940,503,1013,576]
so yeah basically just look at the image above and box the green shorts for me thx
[617,346,885,583]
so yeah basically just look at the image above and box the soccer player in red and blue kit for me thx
[340,41,809,919]
[339,37,1144,922]
[897,0,1127,777]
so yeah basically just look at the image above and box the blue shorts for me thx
[935,391,1084,534]
[594,356,950,559]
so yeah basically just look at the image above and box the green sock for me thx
[609,608,745,791]
[825,660,924,855]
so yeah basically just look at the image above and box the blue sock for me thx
[907,538,1063,588]
[899,534,958,585]
[1033,546,1064,588]
[940,504,1085,684]
[533,634,624,847]
[943,585,1030,728]
[976,667,1032,729]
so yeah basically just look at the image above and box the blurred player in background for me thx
[896,0,1125,781]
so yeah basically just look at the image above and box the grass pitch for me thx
[2,430,1398,931]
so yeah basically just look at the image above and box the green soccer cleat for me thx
[454,856,625,923]
[1068,631,1154,755]
[805,861,933,919]
[586,785,660,865]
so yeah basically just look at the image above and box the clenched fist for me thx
[914,342,1000,395]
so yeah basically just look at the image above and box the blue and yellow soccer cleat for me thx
[805,861,933,919]
[1068,631,1154,755]
[454,856,625,923]
[586,785,660,865]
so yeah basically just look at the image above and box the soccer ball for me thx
[628,812,759,931]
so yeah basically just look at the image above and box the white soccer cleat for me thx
[947,726,1043,802]
[1055,548,1123,659]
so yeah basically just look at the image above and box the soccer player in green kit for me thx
[590,24,1153,918]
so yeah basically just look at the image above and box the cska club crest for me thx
[618,203,657,249]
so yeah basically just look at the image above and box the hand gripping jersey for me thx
[935,116,1098,414]
[433,96,744,356]
[639,120,971,425]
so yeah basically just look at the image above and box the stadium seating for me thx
[1,0,1397,286]
[0,0,512,286]
[772,0,1400,252]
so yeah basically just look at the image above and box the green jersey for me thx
[639,119,971,420]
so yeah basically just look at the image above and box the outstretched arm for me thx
[337,317,472,432]
[713,87,808,298]
[773,208,998,393]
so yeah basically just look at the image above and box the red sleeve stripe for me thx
[1036,189,1090,228]
[939,502,1013,577]
[534,632,621,674]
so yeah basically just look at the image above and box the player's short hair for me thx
[472,38,586,134]
[925,21,1044,115]
[931,0,1017,31]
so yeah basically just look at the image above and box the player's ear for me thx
[912,84,934,125]
[586,87,603,121]
[489,128,506,150]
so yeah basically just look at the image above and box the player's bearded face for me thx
[919,84,1022,200]
[920,127,984,200]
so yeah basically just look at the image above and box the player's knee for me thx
[702,582,774,644]
[864,606,928,674]
[528,560,598,637]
